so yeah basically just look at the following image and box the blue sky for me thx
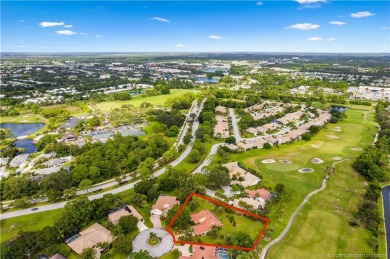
[2,1,390,52]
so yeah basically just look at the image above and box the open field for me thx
[1,114,46,124]
[94,89,200,112]
[0,209,63,243]
[41,102,91,117]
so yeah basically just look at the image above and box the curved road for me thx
[260,160,346,259]
[0,99,205,220]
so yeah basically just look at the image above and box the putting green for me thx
[265,162,300,172]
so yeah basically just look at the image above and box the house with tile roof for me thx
[191,210,223,235]
[67,223,113,254]
[151,195,179,216]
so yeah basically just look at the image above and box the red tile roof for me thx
[245,188,271,200]
[179,245,218,259]
[191,210,223,235]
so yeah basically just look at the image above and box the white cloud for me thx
[329,21,346,26]
[17,20,25,23]
[327,38,336,41]
[286,23,320,30]
[382,27,390,30]
[80,32,90,35]
[64,25,73,28]
[307,37,323,41]
[96,35,103,38]
[39,21,65,27]
[151,17,170,23]
[294,0,326,4]
[55,30,77,36]
[350,11,375,18]
[208,35,225,40]
[256,2,263,5]
[175,44,186,48]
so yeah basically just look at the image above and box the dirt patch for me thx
[350,147,363,151]
[311,144,319,149]
[332,156,342,161]
[311,158,324,164]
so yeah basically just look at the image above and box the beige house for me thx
[108,205,143,224]
[223,161,260,188]
[67,223,113,254]
[151,195,179,215]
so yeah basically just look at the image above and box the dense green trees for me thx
[2,177,39,200]
[118,215,138,233]
[71,134,168,185]
[113,92,132,100]
[112,235,133,255]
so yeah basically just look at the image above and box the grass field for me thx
[94,89,200,112]
[41,102,91,117]
[0,209,63,243]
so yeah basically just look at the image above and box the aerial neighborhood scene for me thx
[1,0,390,259]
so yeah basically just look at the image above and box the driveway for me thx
[132,228,174,257]
[150,214,162,228]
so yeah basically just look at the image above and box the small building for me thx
[9,154,29,167]
[108,205,143,224]
[151,195,179,215]
[49,253,66,259]
[67,223,113,255]
[61,132,77,142]
[223,161,260,188]
[191,210,223,235]
[0,157,9,166]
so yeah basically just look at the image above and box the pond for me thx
[0,123,44,154]
[0,123,44,137]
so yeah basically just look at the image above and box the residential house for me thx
[108,205,143,224]
[67,223,113,254]
[191,210,223,235]
[9,154,29,168]
[151,195,179,215]
[223,161,260,188]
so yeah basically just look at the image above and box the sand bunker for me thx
[350,148,363,151]
[332,156,342,161]
[326,135,339,139]
[298,168,314,173]
[311,158,324,164]
[279,160,292,164]
[311,144,319,149]
[262,159,276,164]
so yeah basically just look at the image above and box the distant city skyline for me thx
[2,1,390,53]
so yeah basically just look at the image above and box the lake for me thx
[0,123,45,153]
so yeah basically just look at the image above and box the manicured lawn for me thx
[158,250,182,259]
[95,89,200,112]
[0,209,63,243]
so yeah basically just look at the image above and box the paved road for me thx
[260,160,346,259]
[0,99,206,220]
[382,186,390,259]
[132,228,174,257]
[192,143,225,173]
